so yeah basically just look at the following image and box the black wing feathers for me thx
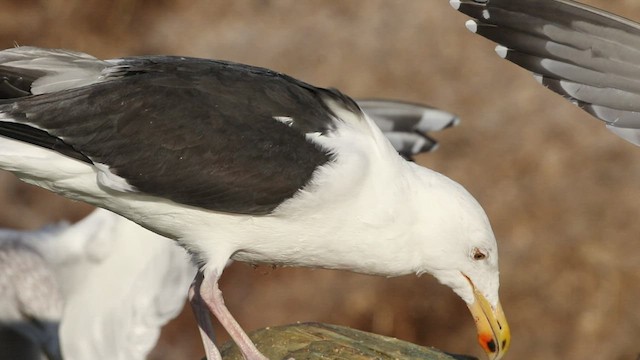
[0,57,346,214]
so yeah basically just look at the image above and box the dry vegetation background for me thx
[0,0,639,359]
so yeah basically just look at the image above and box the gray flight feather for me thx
[452,0,640,146]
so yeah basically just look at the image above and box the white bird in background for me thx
[0,208,196,360]
[0,238,63,360]
[0,47,509,360]
[0,100,459,360]
[452,0,640,146]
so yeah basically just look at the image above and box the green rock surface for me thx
[220,323,477,360]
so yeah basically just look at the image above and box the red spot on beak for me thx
[478,333,496,354]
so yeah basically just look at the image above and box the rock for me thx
[220,323,477,360]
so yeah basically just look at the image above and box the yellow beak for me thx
[467,286,510,360]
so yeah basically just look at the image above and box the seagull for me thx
[451,0,640,146]
[0,99,458,360]
[0,46,510,360]
[0,208,195,360]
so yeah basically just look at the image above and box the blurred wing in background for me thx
[451,0,640,146]
[0,238,63,360]
[358,99,460,159]
[0,209,196,360]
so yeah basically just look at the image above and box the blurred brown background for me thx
[0,0,639,359]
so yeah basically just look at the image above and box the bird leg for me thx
[189,271,222,360]
[199,270,268,360]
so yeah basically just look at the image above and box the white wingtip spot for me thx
[449,0,461,10]
[412,137,429,155]
[607,125,640,147]
[465,20,478,33]
[532,74,544,84]
[450,116,461,128]
[495,45,508,59]
[482,9,490,19]
[273,116,294,127]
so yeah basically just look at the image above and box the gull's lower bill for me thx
[467,285,510,360]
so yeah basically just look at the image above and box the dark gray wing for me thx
[0,56,364,215]
[452,0,640,145]
[357,99,459,159]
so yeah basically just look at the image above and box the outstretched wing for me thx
[358,99,459,159]
[452,0,640,145]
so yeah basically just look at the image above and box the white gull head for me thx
[406,164,509,360]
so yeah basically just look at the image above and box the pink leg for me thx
[200,271,268,360]
[189,271,222,360]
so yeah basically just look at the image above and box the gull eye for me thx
[472,248,487,261]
